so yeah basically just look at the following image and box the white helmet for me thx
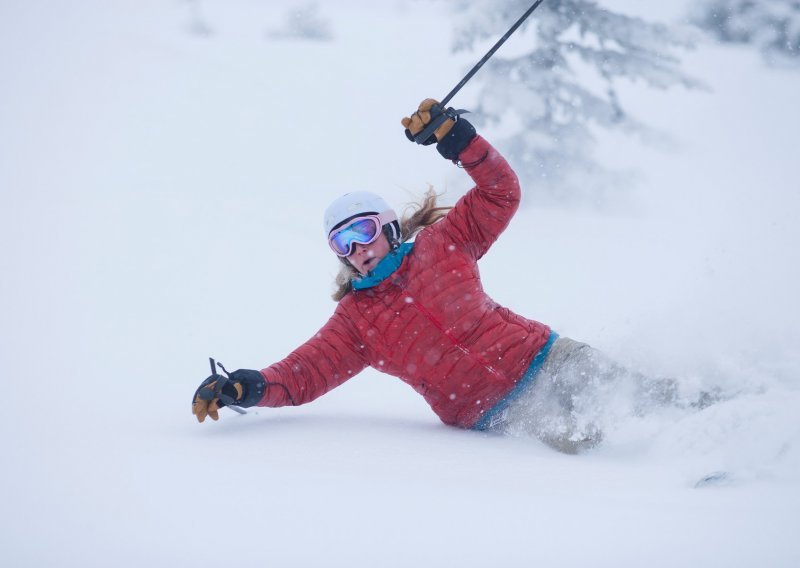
[323,191,400,238]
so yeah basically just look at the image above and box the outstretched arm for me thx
[192,305,368,422]
[257,306,369,407]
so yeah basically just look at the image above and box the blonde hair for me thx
[331,187,452,301]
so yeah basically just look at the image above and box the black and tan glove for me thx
[402,98,477,160]
[402,98,456,143]
[191,368,266,423]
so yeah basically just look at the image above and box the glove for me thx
[402,98,477,161]
[401,98,455,144]
[191,368,266,423]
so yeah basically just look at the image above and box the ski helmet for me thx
[323,191,401,246]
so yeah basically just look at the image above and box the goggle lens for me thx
[328,216,381,257]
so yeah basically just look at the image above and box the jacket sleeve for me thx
[435,135,521,260]
[257,304,369,407]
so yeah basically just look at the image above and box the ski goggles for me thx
[327,213,392,257]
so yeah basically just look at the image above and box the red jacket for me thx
[258,135,551,428]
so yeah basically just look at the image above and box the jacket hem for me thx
[471,330,559,431]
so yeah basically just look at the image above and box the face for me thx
[347,233,391,276]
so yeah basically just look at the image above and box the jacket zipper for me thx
[399,290,509,383]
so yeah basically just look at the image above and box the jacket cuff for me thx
[231,369,266,408]
[436,117,477,161]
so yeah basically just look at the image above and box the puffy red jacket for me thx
[258,135,551,428]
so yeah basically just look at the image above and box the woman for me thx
[191,99,678,453]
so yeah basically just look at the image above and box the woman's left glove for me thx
[402,98,477,160]
[191,369,266,423]
[402,98,455,144]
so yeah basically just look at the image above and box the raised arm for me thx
[436,135,520,260]
[402,99,521,260]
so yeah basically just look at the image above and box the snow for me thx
[1,1,799,567]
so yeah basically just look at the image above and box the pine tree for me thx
[451,0,702,203]
[691,0,800,67]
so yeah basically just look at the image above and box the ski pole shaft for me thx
[440,0,546,108]
[412,0,546,145]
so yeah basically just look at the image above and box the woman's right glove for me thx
[191,368,266,423]
[402,98,477,161]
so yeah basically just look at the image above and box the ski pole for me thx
[413,0,547,144]
[207,357,247,415]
